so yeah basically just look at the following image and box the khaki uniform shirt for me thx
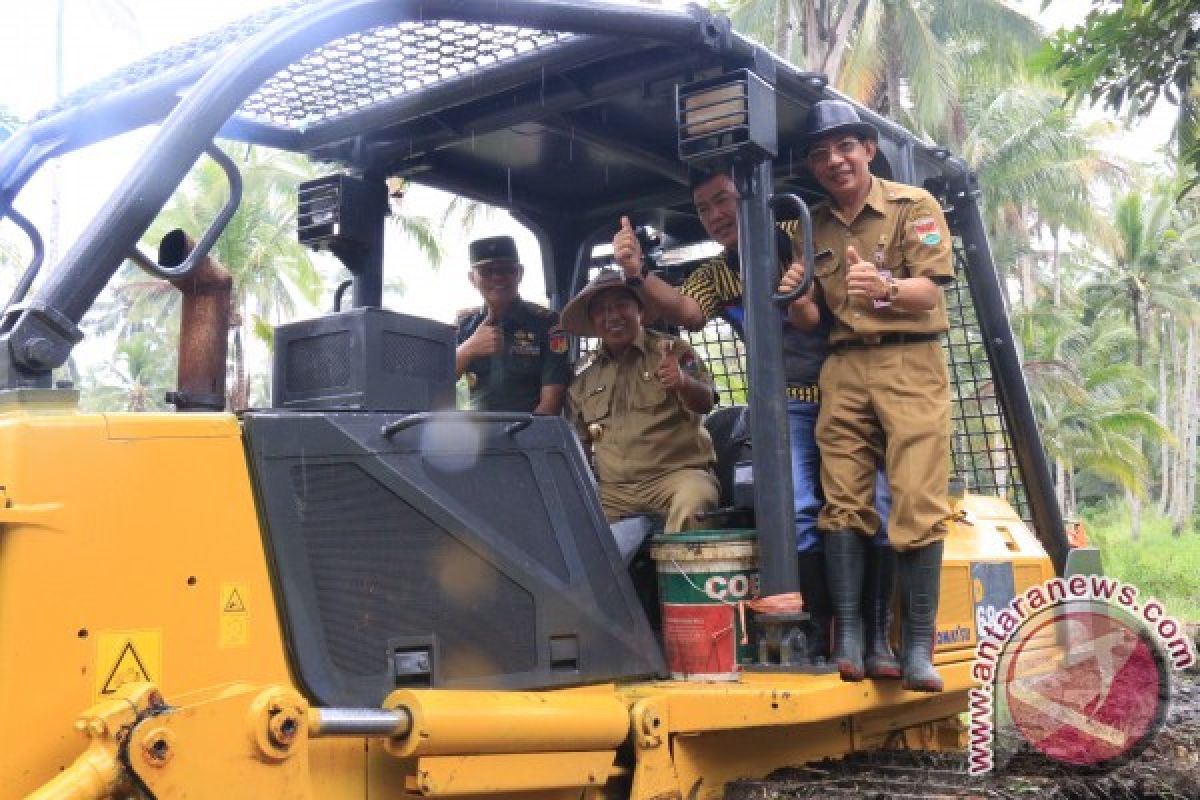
[810,178,955,343]
[568,328,716,484]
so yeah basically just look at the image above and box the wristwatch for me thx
[885,276,900,301]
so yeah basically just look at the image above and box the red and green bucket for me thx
[649,530,759,681]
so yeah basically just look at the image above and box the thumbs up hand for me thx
[656,338,685,390]
[612,215,644,279]
[845,244,882,300]
[464,311,504,358]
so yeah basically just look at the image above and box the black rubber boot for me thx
[863,545,902,679]
[899,540,945,692]
[796,551,832,665]
[824,531,866,682]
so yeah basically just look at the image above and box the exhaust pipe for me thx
[160,229,232,412]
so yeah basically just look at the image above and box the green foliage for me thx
[1086,506,1200,622]
[79,328,174,412]
[1037,0,1198,116]
[1037,0,1200,181]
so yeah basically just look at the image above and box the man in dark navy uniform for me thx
[455,235,570,414]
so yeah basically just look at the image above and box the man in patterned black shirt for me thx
[610,170,895,673]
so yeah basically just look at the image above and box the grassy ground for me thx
[1084,505,1200,623]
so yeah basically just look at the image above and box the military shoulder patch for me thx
[912,216,942,246]
[548,324,568,354]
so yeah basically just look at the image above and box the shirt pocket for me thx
[580,386,612,423]
[881,240,908,278]
[507,351,543,375]
[630,376,670,410]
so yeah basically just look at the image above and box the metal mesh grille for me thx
[381,331,451,380]
[291,462,537,678]
[37,4,570,129]
[287,331,353,392]
[415,453,569,582]
[35,0,309,121]
[943,246,1029,516]
[684,319,747,407]
[240,21,570,127]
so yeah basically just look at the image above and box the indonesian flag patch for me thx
[913,216,942,246]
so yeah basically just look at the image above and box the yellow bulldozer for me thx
[0,2,1085,797]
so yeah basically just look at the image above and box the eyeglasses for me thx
[806,137,861,165]
[474,263,518,278]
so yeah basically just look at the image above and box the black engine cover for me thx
[244,411,664,706]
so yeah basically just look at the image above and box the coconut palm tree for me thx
[102,144,447,409]
[99,145,324,409]
[1016,307,1170,520]
[80,328,174,412]
[959,81,1122,312]
[715,0,1041,136]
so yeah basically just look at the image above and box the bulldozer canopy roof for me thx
[7,0,954,278]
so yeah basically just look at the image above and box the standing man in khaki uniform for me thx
[781,100,954,692]
[562,270,719,533]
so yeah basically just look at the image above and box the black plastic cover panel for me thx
[244,410,664,706]
[272,308,456,411]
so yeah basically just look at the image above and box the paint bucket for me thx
[649,530,759,681]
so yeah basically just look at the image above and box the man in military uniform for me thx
[562,269,719,533]
[455,235,570,414]
[780,100,955,692]
[611,172,895,672]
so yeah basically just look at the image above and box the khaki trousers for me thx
[601,468,720,533]
[816,339,950,550]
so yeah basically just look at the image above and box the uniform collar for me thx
[479,296,526,323]
[862,177,888,216]
[828,176,885,226]
[599,327,650,361]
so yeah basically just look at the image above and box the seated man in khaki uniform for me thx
[562,269,719,533]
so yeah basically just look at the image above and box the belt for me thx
[786,384,820,402]
[830,332,940,352]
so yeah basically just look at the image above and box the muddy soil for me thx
[727,666,1200,799]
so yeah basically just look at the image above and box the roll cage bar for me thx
[0,0,1068,574]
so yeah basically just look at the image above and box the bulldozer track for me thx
[727,667,1200,800]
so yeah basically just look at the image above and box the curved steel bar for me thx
[768,193,814,305]
[3,206,46,310]
[332,279,354,312]
[381,411,535,439]
[128,144,243,281]
[3,0,726,374]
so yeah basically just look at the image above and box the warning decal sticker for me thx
[223,587,247,613]
[96,630,162,700]
[220,582,250,648]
